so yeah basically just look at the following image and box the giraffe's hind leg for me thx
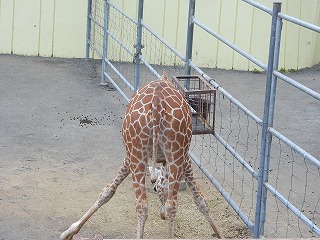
[130,154,149,239]
[183,156,223,239]
[164,162,184,238]
[60,157,131,240]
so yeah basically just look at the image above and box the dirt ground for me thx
[0,55,318,240]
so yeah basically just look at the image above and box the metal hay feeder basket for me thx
[171,75,216,135]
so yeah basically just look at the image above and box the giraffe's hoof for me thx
[160,206,166,220]
[71,234,104,240]
[151,177,157,184]
[60,222,80,240]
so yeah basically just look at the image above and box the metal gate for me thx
[86,0,320,237]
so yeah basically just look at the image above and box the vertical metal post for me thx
[134,0,144,91]
[184,0,195,77]
[259,13,283,236]
[268,17,282,128]
[254,2,281,238]
[101,0,110,86]
[86,0,93,61]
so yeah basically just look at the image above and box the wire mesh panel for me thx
[264,137,320,237]
[89,0,105,57]
[190,85,262,229]
[96,2,138,99]
[139,24,186,86]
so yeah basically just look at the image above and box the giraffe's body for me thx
[60,75,222,239]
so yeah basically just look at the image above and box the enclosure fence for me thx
[86,0,320,238]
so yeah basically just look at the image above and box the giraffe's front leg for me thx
[60,185,117,240]
[135,194,148,239]
[164,163,184,238]
[165,199,178,238]
[60,157,130,240]
[131,160,148,239]
[152,165,168,220]
[60,185,113,239]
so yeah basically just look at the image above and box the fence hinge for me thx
[133,44,144,63]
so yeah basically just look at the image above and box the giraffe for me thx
[60,74,222,239]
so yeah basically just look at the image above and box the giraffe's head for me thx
[149,166,168,219]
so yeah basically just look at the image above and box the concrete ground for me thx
[0,55,129,239]
[0,55,319,239]
[0,55,248,240]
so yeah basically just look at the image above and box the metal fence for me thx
[86,0,320,238]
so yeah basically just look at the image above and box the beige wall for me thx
[118,0,320,70]
[0,0,319,70]
[0,0,87,57]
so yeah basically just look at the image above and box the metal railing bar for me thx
[104,72,130,102]
[241,0,273,15]
[189,61,263,126]
[264,182,320,236]
[89,44,103,57]
[214,132,258,179]
[189,150,255,232]
[273,70,320,101]
[139,56,162,79]
[278,13,320,33]
[105,59,135,92]
[107,30,135,57]
[268,127,320,168]
[192,18,267,71]
[89,14,105,29]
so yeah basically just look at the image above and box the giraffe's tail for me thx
[150,94,165,184]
